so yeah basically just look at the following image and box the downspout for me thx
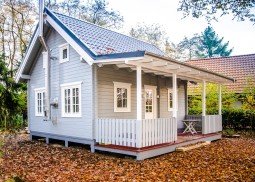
[39,0,51,120]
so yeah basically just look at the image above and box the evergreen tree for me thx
[195,26,233,58]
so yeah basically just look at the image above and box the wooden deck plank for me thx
[95,133,221,160]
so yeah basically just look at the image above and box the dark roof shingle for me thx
[186,54,255,93]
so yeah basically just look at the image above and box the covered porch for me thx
[94,53,233,159]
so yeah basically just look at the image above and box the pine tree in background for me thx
[195,26,233,58]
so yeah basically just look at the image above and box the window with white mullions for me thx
[61,82,82,117]
[114,82,131,112]
[168,88,178,112]
[117,88,128,108]
[145,91,153,113]
[35,88,45,116]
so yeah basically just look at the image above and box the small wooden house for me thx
[15,5,234,160]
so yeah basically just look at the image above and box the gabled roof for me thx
[186,54,255,93]
[47,8,164,58]
[15,8,235,84]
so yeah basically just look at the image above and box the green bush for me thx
[222,109,255,130]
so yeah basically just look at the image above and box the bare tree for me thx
[0,0,36,76]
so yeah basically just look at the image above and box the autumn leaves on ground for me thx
[0,135,254,182]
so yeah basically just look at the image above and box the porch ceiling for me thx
[96,53,235,84]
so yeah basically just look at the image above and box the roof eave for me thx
[144,52,235,83]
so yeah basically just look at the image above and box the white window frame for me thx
[61,81,82,117]
[113,82,132,112]
[59,43,69,63]
[167,88,178,112]
[34,87,45,116]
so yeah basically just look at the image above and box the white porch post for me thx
[172,73,178,141]
[137,65,142,120]
[202,80,206,116]
[136,65,142,148]
[218,84,222,115]
[202,80,206,134]
[172,73,178,118]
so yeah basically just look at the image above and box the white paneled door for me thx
[144,85,157,119]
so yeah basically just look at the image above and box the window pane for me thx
[122,88,127,98]
[67,89,70,113]
[76,88,79,112]
[63,48,67,59]
[123,98,127,108]
[117,98,122,107]
[169,92,173,108]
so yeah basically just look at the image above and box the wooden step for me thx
[176,141,211,152]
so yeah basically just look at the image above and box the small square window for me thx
[59,43,69,63]
[63,48,68,59]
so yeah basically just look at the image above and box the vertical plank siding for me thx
[96,118,177,148]
[202,115,222,134]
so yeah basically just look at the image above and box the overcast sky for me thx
[108,0,255,56]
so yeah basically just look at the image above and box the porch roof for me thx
[95,52,235,84]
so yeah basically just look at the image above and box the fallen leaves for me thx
[0,135,255,182]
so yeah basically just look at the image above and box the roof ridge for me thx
[52,10,164,54]
[187,53,255,62]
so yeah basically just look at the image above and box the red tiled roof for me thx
[186,54,255,93]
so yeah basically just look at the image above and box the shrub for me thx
[222,109,255,130]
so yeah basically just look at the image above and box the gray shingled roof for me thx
[53,12,164,56]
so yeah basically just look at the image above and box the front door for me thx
[145,86,157,119]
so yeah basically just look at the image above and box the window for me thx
[35,88,46,116]
[168,88,178,111]
[114,82,131,112]
[59,43,69,63]
[61,82,82,117]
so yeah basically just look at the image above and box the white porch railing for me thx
[202,115,222,134]
[96,118,177,148]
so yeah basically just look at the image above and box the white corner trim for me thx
[45,15,94,66]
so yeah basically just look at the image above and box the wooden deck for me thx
[95,133,221,160]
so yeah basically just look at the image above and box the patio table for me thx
[182,119,200,134]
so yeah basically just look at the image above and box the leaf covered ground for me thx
[0,135,254,181]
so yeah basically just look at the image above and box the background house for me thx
[186,54,255,107]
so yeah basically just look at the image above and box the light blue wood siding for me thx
[29,29,93,139]
[97,65,186,128]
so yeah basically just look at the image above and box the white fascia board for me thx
[45,15,94,66]
[94,56,144,64]
[15,28,39,83]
